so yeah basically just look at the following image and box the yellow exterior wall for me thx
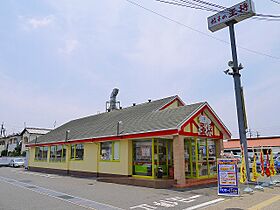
[68,143,98,172]
[214,125,220,136]
[99,139,131,175]
[29,146,66,169]
[183,123,191,132]
[28,140,132,176]
[193,124,198,133]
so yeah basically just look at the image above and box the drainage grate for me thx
[57,195,74,200]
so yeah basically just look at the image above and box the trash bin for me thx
[157,167,163,178]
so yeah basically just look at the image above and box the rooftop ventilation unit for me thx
[106,88,120,112]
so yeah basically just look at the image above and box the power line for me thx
[175,0,224,10]
[270,0,280,5]
[155,0,220,12]
[158,0,280,20]
[187,0,226,10]
[252,16,280,21]
[256,13,280,18]
[125,0,280,60]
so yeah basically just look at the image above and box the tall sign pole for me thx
[207,0,256,183]
[228,21,250,181]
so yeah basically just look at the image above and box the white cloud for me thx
[19,15,54,30]
[58,39,79,55]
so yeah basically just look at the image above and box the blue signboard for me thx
[217,159,239,196]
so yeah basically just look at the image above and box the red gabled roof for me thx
[178,102,231,139]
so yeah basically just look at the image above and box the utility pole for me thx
[1,122,6,137]
[0,122,3,137]
[248,128,252,138]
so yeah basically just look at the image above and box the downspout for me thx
[66,144,70,175]
[96,143,99,178]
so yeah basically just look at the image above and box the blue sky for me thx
[0,0,279,138]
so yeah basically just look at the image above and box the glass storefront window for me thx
[185,138,218,178]
[75,144,84,160]
[133,139,172,178]
[185,140,191,177]
[133,140,153,176]
[100,141,119,161]
[191,140,197,177]
[157,140,168,176]
[71,145,75,159]
[208,139,217,175]
[197,138,208,176]
[70,144,84,160]
[50,146,56,161]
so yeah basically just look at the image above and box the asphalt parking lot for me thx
[0,167,226,210]
[0,167,279,210]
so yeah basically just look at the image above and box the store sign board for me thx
[207,0,255,32]
[198,115,213,136]
[217,159,239,196]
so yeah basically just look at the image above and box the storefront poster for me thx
[217,159,239,196]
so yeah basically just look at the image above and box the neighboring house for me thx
[27,95,231,188]
[7,133,21,153]
[21,128,52,153]
[0,137,8,156]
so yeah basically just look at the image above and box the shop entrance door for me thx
[133,140,153,177]
[132,139,172,178]
[185,138,217,178]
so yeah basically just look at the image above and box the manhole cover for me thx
[57,195,74,200]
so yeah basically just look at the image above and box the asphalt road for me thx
[0,167,279,210]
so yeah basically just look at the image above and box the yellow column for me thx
[173,135,186,185]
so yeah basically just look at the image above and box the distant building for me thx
[223,136,280,156]
[21,127,52,153]
[7,133,21,153]
[0,137,8,155]
[0,127,52,156]
[0,133,21,155]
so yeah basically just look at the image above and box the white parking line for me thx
[130,195,202,209]
[183,198,225,210]
[14,170,60,178]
